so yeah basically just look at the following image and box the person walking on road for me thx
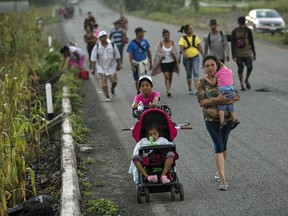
[91,31,121,102]
[109,20,125,63]
[178,24,204,95]
[204,19,230,64]
[151,29,179,97]
[127,27,152,94]
[83,25,97,69]
[231,16,256,91]
[118,11,128,33]
[83,11,96,31]
[197,55,240,191]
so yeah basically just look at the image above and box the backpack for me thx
[96,42,115,59]
[182,35,197,50]
[236,29,246,48]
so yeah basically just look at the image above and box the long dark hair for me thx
[178,24,190,34]
[202,55,221,70]
[60,46,69,55]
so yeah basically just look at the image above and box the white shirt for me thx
[68,46,85,59]
[161,46,174,63]
[90,42,120,75]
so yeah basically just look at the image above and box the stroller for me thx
[124,105,192,203]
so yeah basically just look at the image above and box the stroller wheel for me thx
[145,188,150,203]
[171,186,176,201]
[136,186,142,203]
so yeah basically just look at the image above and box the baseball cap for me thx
[98,30,107,38]
[138,75,153,87]
[135,27,146,34]
[209,19,217,25]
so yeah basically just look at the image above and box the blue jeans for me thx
[182,55,200,80]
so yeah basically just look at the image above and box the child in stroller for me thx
[127,107,186,202]
[129,123,178,184]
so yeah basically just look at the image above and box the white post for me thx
[48,36,52,47]
[45,83,54,120]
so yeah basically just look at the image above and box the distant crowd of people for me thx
[60,12,256,102]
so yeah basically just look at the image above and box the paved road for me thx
[62,0,288,215]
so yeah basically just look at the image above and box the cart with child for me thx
[123,105,192,203]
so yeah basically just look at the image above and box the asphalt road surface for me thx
[61,0,288,215]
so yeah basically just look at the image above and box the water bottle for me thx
[149,136,155,146]
[138,101,144,111]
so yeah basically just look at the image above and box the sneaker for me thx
[110,88,115,97]
[147,175,158,183]
[161,175,171,184]
[105,97,111,102]
[188,90,193,95]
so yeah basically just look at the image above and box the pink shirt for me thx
[133,91,160,106]
[215,67,234,87]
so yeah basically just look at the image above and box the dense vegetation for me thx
[0,5,64,215]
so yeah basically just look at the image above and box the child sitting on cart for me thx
[131,75,160,109]
[128,123,178,184]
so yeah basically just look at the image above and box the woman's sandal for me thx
[161,175,171,184]
[219,184,229,191]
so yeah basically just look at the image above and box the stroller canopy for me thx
[132,108,177,142]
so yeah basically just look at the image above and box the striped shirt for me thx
[110,28,124,46]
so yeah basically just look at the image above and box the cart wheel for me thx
[171,185,176,201]
[145,188,150,203]
[137,186,142,203]
[179,183,184,201]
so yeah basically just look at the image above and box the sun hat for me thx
[98,30,107,38]
[138,75,153,87]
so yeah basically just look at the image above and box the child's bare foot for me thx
[232,119,240,130]
[219,121,226,130]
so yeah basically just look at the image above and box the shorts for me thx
[98,73,117,87]
[217,89,235,112]
[161,62,175,73]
